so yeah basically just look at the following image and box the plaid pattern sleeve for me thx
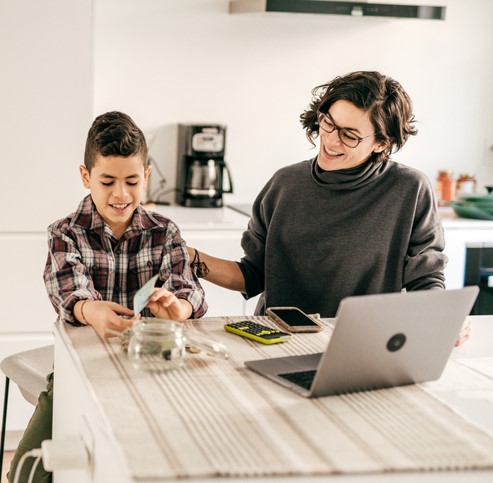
[43,223,102,325]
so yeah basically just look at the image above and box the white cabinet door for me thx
[182,230,248,317]
[444,228,493,289]
[0,234,56,333]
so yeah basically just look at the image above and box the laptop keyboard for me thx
[279,370,316,390]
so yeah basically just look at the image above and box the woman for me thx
[189,71,447,318]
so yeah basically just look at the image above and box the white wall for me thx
[93,0,493,205]
[0,0,93,331]
[0,0,93,231]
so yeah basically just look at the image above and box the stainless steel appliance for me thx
[465,244,493,314]
[176,124,233,208]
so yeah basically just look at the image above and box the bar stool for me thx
[0,345,54,477]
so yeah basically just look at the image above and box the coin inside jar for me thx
[127,319,186,372]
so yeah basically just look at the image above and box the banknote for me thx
[133,274,159,315]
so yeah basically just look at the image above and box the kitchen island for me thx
[52,314,493,482]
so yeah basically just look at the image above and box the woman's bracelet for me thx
[79,299,89,325]
[190,249,210,278]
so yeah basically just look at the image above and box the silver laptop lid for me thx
[245,287,479,398]
[309,286,479,397]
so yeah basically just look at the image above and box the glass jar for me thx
[126,318,230,372]
[456,173,477,197]
[127,320,186,372]
[436,170,455,206]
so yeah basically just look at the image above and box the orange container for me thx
[436,170,455,205]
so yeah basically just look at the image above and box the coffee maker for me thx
[176,124,233,208]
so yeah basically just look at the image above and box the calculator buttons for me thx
[224,321,291,345]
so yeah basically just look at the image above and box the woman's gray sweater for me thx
[238,158,447,317]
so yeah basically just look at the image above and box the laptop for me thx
[245,286,479,398]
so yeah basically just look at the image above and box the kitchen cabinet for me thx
[0,0,93,448]
[440,208,493,289]
[0,234,55,333]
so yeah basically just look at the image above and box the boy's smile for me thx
[80,154,151,238]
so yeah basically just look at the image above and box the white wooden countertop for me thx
[147,204,493,232]
[439,207,493,230]
[146,204,250,231]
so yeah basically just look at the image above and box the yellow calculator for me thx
[224,321,291,345]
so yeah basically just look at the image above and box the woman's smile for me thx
[323,145,344,158]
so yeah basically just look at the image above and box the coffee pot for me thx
[176,124,233,208]
[186,158,232,200]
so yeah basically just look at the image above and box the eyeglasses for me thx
[317,111,374,149]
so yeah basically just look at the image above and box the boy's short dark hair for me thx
[84,111,148,171]
[300,71,417,163]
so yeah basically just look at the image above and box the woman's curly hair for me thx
[300,71,417,163]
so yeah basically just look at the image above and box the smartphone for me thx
[266,306,323,333]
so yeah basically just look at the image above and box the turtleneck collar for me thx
[311,156,391,191]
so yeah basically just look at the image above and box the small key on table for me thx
[224,321,291,345]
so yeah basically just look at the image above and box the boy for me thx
[9,111,207,482]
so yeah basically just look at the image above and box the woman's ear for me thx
[373,141,387,154]
[79,165,91,189]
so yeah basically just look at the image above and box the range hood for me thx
[229,0,446,20]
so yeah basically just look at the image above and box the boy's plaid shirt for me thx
[44,195,207,324]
